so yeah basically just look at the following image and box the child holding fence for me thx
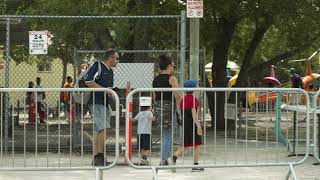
[134,97,154,165]
[173,80,204,172]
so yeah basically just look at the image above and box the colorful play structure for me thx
[273,49,320,146]
[205,49,320,147]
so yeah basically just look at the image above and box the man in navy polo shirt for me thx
[85,48,119,166]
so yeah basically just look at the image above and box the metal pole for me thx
[180,10,186,86]
[95,168,103,180]
[203,48,207,86]
[73,48,77,82]
[72,48,80,149]
[4,18,11,154]
[189,17,200,81]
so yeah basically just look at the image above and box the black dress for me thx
[180,94,202,147]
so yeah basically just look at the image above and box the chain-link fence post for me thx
[4,18,11,154]
[72,49,81,150]
[180,10,186,87]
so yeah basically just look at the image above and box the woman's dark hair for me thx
[159,54,172,70]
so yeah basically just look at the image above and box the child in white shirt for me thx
[134,106,154,165]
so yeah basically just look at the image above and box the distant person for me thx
[153,54,181,165]
[289,68,303,104]
[35,77,46,123]
[172,80,204,172]
[26,81,35,124]
[63,76,75,124]
[289,68,303,88]
[134,104,154,165]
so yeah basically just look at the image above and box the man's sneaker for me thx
[140,155,149,165]
[92,153,113,166]
[159,160,168,166]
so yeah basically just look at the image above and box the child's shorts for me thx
[137,134,151,150]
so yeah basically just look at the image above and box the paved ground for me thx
[0,157,319,180]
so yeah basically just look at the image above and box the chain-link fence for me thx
[0,13,187,107]
[0,14,187,173]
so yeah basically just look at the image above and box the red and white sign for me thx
[187,0,203,18]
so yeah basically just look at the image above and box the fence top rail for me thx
[0,87,309,94]
[77,49,181,54]
[0,15,181,19]
[0,88,116,93]
[76,49,206,54]
[129,87,308,93]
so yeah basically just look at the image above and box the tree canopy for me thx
[2,0,320,128]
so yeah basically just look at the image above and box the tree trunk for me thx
[235,20,272,88]
[247,31,320,85]
[249,48,300,72]
[212,17,237,130]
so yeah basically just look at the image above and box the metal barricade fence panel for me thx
[125,88,310,178]
[0,88,119,171]
[313,91,320,163]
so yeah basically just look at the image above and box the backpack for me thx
[72,62,102,104]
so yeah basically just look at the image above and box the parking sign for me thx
[187,0,203,18]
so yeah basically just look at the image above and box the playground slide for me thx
[274,92,287,146]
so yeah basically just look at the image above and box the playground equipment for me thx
[257,47,320,108]
[275,93,287,146]
[255,65,283,109]
[289,48,320,90]
[262,65,281,87]
[274,48,320,150]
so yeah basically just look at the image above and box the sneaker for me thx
[172,155,177,165]
[92,153,113,166]
[140,155,149,165]
[171,156,177,172]
[159,160,168,166]
[192,163,204,172]
[192,167,205,172]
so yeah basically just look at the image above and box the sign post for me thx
[29,31,48,55]
[187,0,203,81]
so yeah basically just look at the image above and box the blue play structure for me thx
[274,92,287,146]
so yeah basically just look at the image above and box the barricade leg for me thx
[285,163,298,180]
[152,167,158,180]
[95,168,103,180]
